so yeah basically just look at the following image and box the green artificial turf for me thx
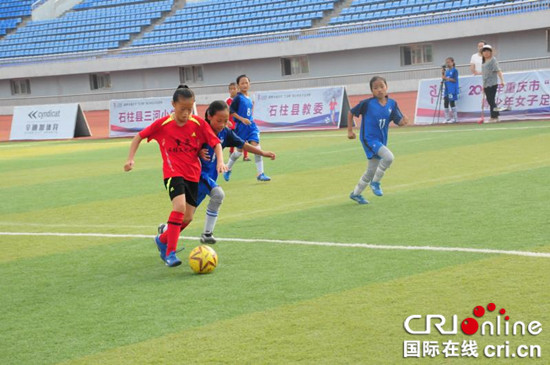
[0,121,549,364]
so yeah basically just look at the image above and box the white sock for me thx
[255,146,264,174]
[444,109,450,120]
[452,107,457,122]
[203,187,224,234]
[353,159,380,195]
[353,176,370,195]
[204,209,218,234]
[372,168,385,183]
[227,151,242,170]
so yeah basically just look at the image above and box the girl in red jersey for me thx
[124,86,227,267]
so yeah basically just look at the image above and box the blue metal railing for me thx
[31,0,49,11]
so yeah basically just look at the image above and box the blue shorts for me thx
[361,139,385,160]
[197,176,218,206]
[445,92,458,101]
[236,122,260,144]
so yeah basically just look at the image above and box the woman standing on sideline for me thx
[481,45,505,123]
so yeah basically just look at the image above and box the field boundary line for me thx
[1,231,548,258]
[264,124,550,139]
[0,125,548,148]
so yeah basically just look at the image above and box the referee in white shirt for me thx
[470,40,486,75]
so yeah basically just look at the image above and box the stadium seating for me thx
[0,0,172,59]
[0,0,543,59]
[329,0,517,25]
[0,0,33,37]
[132,0,336,47]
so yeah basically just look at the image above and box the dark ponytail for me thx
[205,100,229,123]
[173,84,195,102]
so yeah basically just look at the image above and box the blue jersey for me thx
[230,92,260,143]
[444,68,459,96]
[351,97,403,159]
[201,127,245,182]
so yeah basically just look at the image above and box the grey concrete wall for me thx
[109,68,180,91]
[307,29,549,77]
[0,79,12,98]
[0,26,548,114]
[203,58,283,85]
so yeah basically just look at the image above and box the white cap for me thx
[482,44,493,51]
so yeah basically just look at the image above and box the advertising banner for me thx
[109,97,174,137]
[415,70,550,124]
[253,86,350,132]
[10,103,90,140]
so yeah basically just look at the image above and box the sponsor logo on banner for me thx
[27,110,61,119]
[253,86,349,132]
[402,302,542,359]
[415,69,550,124]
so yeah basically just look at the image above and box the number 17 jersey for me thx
[351,97,403,159]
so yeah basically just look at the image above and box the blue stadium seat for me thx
[0,0,528,58]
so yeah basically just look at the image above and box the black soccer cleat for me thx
[200,233,217,244]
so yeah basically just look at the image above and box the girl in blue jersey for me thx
[224,74,272,182]
[347,76,410,205]
[198,101,275,242]
[443,57,459,123]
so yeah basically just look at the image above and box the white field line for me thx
[0,221,154,229]
[264,124,550,139]
[0,124,548,150]
[0,231,549,259]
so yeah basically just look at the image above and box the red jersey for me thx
[226,97,236,130]
[139,114,220,182]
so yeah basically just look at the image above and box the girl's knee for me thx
[211,187,225,203]
[383,150,394,163]
[381,151,394,168]
[172,200,186,213]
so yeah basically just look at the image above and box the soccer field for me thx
[1,121,549,364]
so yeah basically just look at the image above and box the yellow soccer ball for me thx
[188,245,218,274]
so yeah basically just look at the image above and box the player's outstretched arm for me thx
[347,112,356,139]
[213,144,228,174]
[231,113,251,125]
[243,143,276,160]
[124,134,143,171]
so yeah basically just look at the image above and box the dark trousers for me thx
[484,85,499,119]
